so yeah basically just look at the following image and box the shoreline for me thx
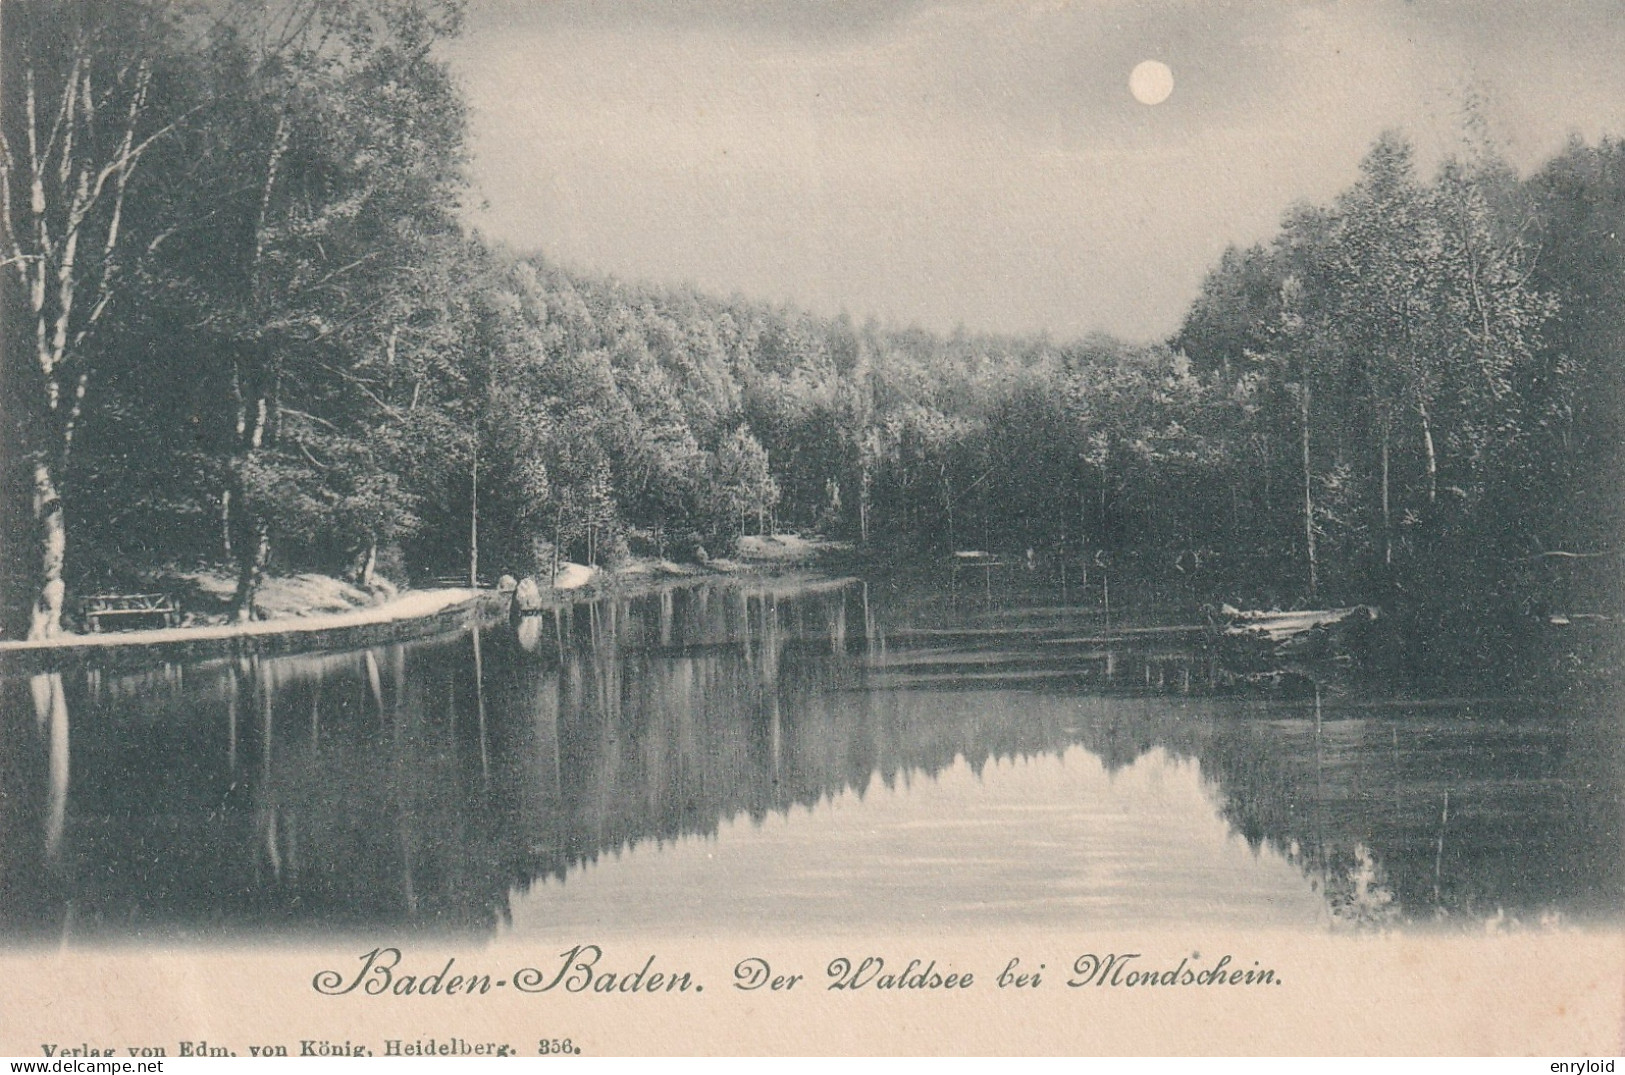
[0,588,485,673]
[0,537,859,673]
[519,541,861,605]
[8,539,1606,689]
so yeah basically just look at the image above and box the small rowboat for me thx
[1209,604,1380,668]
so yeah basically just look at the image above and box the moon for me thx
[1129,60,1174,105]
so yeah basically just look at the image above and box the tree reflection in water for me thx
[0,574,1617,941]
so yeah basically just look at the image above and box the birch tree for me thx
[0,1,186,637]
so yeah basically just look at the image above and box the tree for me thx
[708,427,778,551]
[145,0,471,616]
[1521,137,1625,611]
[1324,132,1428,572]
[1,0,190,637]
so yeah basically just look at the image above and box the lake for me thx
[1,568,1618,942]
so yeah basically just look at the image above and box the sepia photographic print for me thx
[0,0,1621,1057]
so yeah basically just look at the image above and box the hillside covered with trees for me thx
[4,1,1621,669]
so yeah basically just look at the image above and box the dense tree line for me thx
[3,0,477,635]
[1173,131,1625,648]
[4,1,1621,654]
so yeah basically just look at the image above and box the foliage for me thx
[2,7,1620,663]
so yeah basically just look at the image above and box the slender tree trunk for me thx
[28,459,68,640]
[225,113,289,620]
[1261,432,1272,511]
[220,488,233,559]
[468,452,479,588]
[1072,482,1082,556]
[353,535,377,590]
[232,522,270,621]
[552,505,563,580]
[1380,414,1393,568]
[1098,461,1108,536]
[858,473,870,544]
[1418,398,1438,505]
[230,387,271,619]
[1301,383,1317,598]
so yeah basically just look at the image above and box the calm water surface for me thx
[0,570,1618,941]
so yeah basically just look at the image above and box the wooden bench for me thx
[80,593,181,632]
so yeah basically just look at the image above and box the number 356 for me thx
[538,1038,581,1056]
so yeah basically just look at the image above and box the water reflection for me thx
[29,671,69,861]
[508,744,1331,937]
[0,572,1617,942]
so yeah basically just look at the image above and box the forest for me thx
[3,0,1621,666]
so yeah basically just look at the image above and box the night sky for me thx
[447,1,1625,341]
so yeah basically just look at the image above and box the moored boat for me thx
[1208,603,1380,670]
